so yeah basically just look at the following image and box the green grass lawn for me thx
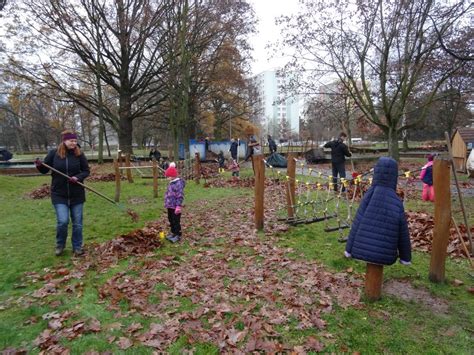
[0,167,473,354]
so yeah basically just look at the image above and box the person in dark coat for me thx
[161,157,170,170]
[149,148,161,161]
[35,130,90,257]
[345,157,411,266]
[229,138,239,160]
[267,135,277,154]
[324,132,352,191]
[217,151,225,173]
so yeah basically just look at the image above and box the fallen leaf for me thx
[116,337,133,350]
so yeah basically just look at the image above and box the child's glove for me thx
[344,250,352,258]
[175,206,182,215]
[399,259,411,266]
[34,158,43,168]
[69,176,79,184]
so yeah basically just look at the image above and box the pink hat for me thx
[165,165,178,178]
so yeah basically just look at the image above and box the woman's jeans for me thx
[53,203,83,251]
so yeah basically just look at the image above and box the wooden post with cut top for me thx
[114,158,121,203]
[365,263,384,301]
[429,159,451,283]
[254,155,265,230]
[125,154,133,183]
[286,153,296,218]
[152,158,158,198]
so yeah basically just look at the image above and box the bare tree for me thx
[278,0,471,159]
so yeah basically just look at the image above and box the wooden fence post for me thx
[365,263,384,301]
[125,154,133,183]
[152,159,158,198]
[194,153,201,184]
[114,159,121,202]
[254,155,265,231]
[429,159,451,283]
[286,153,296,218]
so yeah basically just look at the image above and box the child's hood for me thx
[170,177,185,188]
[372,157,398,190]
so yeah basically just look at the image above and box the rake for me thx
[40,162,139,222]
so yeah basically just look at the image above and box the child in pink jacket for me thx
[420,154,435,202]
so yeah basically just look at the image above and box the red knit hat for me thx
[165,163,178,178]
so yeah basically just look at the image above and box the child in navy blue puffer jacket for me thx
[345,157,411,265]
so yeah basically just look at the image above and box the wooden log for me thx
[254,155,265,230]
[152,159,158,198]
[429,159,451,283]
[286,153,296,218]
[365,263,384,301]
[114,159,121,203]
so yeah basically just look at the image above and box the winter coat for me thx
[217,153,225,168]
[229,160,240,172]
[420,161,435,202]
[37,148,90,205]
[268,138,277,153]
[345,157,411,265]
[229,141,239,159]
[324,139,351,164]
[149,149,161,161]
[164,178,185,209]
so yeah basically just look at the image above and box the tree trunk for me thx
[214,119,223,140]
[118,93,133,154]
[98,118,104,164]
[387,127,400,161]
[402,135,409,152]
[401,112,408,152]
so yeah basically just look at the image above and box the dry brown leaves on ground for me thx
[406,211,473,258]
[96,189,361,352]
[27,184,51,199]
[203,177,285,189]
[24,183,362,353]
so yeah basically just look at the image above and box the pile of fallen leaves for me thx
[199,163,220,179]
[27,184,51,199]
[89,225,163,268]
[406,211,472,258]
[203,177,285,189]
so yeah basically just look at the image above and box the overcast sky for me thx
[247,0,298,75]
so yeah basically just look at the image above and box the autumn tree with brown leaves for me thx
[4,0,175,154]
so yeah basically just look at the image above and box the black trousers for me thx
[167,208,182,236]
[332,162,346,191]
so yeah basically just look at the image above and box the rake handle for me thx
[41,162,117,206]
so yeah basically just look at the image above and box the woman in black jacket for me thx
[36,130,90,256]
